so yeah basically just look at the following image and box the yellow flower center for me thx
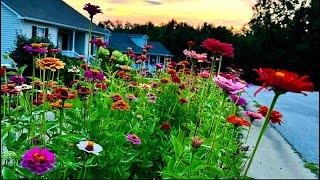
[275,72,285,78]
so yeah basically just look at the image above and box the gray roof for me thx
[1,0,109,35]
[109,33,172,56]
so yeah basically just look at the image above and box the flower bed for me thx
[0,3,314,179]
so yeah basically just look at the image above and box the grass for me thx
[305,162,319,176]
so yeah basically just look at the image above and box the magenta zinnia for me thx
[126,134,141,145]
[214,75,246,94]
[21,147,56,175]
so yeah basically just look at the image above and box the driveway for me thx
[243,85,319,163]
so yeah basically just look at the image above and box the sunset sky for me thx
[63,0,256,29]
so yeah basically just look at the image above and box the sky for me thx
[63,0,256,29]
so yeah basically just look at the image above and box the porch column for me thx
[72,30,75,54]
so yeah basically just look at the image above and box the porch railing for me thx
[61,50,80,58]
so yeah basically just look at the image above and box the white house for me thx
[1,0,110,67]
[109,33,173,73]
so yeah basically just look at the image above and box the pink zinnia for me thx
[200,70,210,78]
[21,147,56,175]
[126,134,141,145]
[214,75,246,94]
[245,111,263,120]
[155,63,163,69]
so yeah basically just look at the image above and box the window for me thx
[32,26,49,38]
[37,27,45,37]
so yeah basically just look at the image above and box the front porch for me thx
[57,28,95,62]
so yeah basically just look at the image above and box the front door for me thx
[57,32,68,50]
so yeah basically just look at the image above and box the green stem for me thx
[217,55,223,76]
[243,93,281,176]
[209,94,227,135]
[59,101,65,135]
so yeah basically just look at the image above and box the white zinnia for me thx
[77,141,103,155]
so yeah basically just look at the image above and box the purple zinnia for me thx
[126,134,141,145]
[9,75,26,85]
[83,3,102,19]
[229,94,247,106]
[21,147,56,175]
[146,92,157,103]
[84,70,105,81]
[23,45,47,54]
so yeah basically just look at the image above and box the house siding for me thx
[1,2,21,53]
[75,31,85,55]
[21,20,58,46]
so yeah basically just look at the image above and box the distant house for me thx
[109,33,173,73]
[1,0,110,68]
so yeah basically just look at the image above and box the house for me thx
[109,33,173,73]
[1,0,110,68]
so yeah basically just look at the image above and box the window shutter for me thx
[45,28,49,38]
[32,26,37,37]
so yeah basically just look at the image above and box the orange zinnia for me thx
[50,100,73,109]
[227,115,250,127]
[36,57,65,71]
[111,100,129,110]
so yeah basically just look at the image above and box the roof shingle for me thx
[2,0,108,34]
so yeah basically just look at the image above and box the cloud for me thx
[144,0,163,5]
[108,0,129,4]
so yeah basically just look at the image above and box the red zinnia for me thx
[0,67,6,76]
[160,122,171,131]
[254,68,314,96]
[171,74,181,84]
[54,88,76,101]
[227,115,251,127]
[201,38,234,58]
[179,98,188,104]
[258,105,283,125]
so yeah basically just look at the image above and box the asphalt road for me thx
[242,85,319,163]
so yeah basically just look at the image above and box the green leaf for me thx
[2,167,17,179]
[1,125,12,139]
[15,166,34,179]
[17,65,28,75]
[1,151,18,161]
[53,134,85,143]
[170,136,184,160]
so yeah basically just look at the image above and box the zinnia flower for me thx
[201,38,234,58]
[171,74,181,83]
[245,111,263,121]
[151,82,159,88]
[9,75,26,85]
[126,134,141,145]
[179,98,188,104]
[229,94,247,106]
[89,38,107,48]
[126,94,137,101]
[77,140,103,155]
[160,78,169,84]
[200,70,210,78]
[254,68,314,96]
[68,66,80,73]
[36,57,65,71]
[95,83,107,91]
[227,115,250,127]
[77,86,90,99]
[54,88,76,101]
[155,63,163,69]
[84,70,105,81]
[258,106,283,125]
[110,94,123,102]
[160,122,171,131]
[0,67,6,76]
[83,3,102,19]
[50,100,73,109]
[187,40,195,47]
[111,100,129,110]
[138,83,151,90]
[21,147,56,175]
[192,136,203,148]
[214,75,246,94]
[120,65,132,71]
